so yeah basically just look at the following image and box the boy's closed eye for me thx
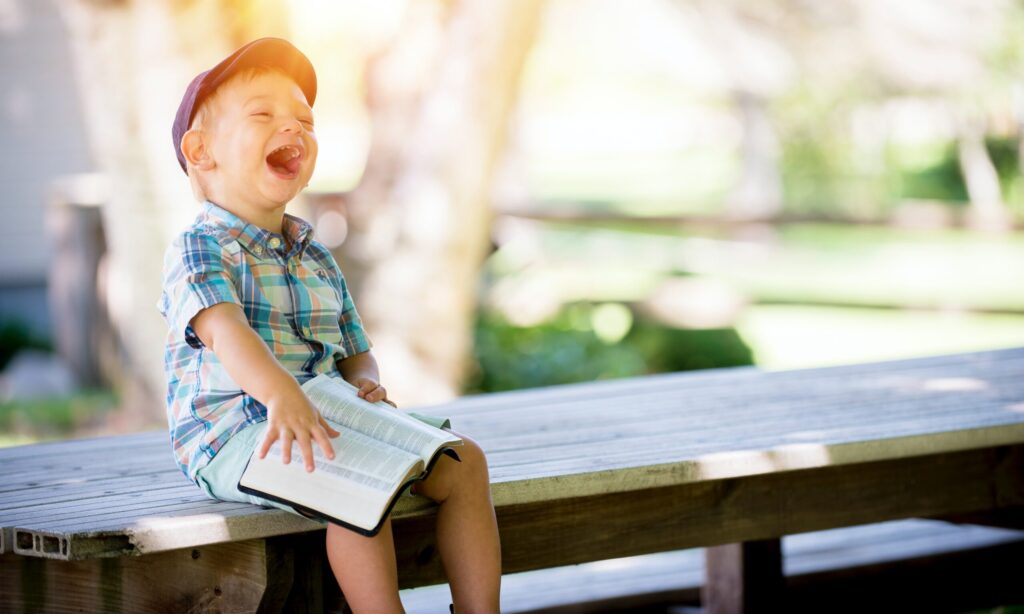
[249,111,314,129]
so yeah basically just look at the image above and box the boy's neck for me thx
[208,197,287,235]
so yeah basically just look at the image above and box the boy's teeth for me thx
[271,145,299,159]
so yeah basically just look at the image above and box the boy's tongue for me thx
[266,147,300,177]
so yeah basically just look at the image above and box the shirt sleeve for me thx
[312,245,372,357]
[336,265,373,357]
[157,230,242,350]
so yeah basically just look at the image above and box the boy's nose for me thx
[280,118,302,133]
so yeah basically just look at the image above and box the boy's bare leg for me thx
[325,518,405,614]
[411,434,501,613]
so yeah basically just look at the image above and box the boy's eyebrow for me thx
[243,95,312,114]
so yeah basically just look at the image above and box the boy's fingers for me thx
[258,432,275,459]
[312,428,336,461]
[319,415,340,437]
[280,430,293,464]
[356,379,376,398]
[296,433,315,472]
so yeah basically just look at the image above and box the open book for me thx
[237,373,462,536]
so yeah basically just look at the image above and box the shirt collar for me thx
[198,200,313,259]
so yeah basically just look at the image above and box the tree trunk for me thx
[957,117,1011,233]
[335,0,546,406]
[727,90,783,220]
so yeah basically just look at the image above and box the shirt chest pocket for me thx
[247,262,295,314]
[295,264,346,342]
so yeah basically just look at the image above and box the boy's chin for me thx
[260,175,308,202]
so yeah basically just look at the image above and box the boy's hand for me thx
[258,391,341,472]
[353,377,398,408]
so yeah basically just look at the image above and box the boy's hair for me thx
[185,65,297,202]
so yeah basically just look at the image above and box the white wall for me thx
[0,0,94,284]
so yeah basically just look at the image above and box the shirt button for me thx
[268,237,281,249]
[253,245,264,255]
[302,326,311,336]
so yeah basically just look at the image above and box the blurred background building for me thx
[2,0,1024,445]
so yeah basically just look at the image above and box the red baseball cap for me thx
[171,37,317,174]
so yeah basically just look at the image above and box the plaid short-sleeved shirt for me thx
[157,200,372,485]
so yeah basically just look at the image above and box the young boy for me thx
[158,38,501,613]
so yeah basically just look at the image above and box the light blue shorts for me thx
[194,413,451,525]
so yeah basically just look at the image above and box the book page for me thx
[239,422,424,532]
[261,421,420,490]
[240,451,392,533]
[302,374,461,460]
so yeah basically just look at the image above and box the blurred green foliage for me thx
[782,128,1021,218]
[0,319,51,371]
[464,304,753,394]
[0,389,119,440]
[889,142,969,203]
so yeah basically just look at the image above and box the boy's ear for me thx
[181,129,215,170]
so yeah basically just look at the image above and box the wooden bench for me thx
[2,347,1023,612]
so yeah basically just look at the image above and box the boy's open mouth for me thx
[266,144,304,180]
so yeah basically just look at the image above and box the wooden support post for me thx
[702,538,784,613]
[279,530,330,614]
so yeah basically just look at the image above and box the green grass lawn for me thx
[736,304,1024,371]
[486,220,1024,371]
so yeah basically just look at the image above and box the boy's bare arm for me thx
[337,350,398,408]
[190,302,339,472]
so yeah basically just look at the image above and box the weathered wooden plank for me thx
[443,383,1024,446]
[18,499,290,535]
[449,390,1024,447]
[443,353,1024,417]
[8,496,437,561]
[481,414,1024,474]
[7,496,242,532]
[1,475,195,508]
[391,445,1024,588]
[427,347,1024,417]
[455,406,1020,465]
[0,431,161,460]
[482,423,1024,507]
[0,460,181,492]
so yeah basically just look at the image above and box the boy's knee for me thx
[454,435,490,485]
